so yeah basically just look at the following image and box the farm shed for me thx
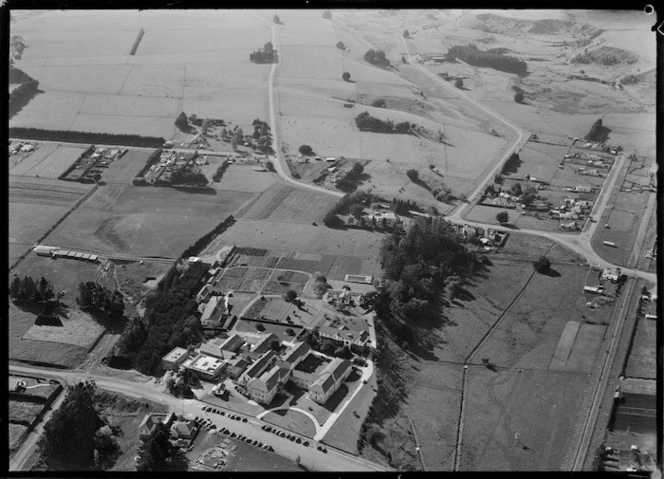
[34,245,58,256]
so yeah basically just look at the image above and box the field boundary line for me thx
[453,366,467,471]
[406,415,427,471]
[9,183,100,271]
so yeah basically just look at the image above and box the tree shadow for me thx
[541,267,561,277]
[171,186,217,195]
[455,287,476,302]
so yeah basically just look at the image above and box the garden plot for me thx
[79,93,180,118]
[460,367,590,471]
[10,91,87,131]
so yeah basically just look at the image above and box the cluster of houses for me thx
[138,411,198,446]
[162,332,353,406]
[61,145,126,183]
[549,193,594,222]
[143,150,204,184]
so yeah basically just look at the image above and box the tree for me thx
[403,29,409,37]
[323,211,342,228]
[174,112,188,131]
[299,144,313,156]
[533,255,551,273]
[265,160,275,172]
[285,290,298,303]
[323,11,332,19]
[514,91,524,103]
[494,174,503,184]
[273,15,280,24]
[342,71,351,82]
[93,173,102,182]
[406,169,419,182]
[94,425,120,470]
[286,328,295,336]
[394,121,411,133]
[496,211,509,224]
[269,339,281,351]
[349,203,364,218]
[336,41,345,50]
[402,56,407,64]
[510,182,522,196]
[455,78,464,88]
[136,422,174,471]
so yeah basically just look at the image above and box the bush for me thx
[265,161,275,172]
[364,49,390,66]
[496,211,509,224]
[533,255,551,273]
[455,78,464,88]
[336,41,345,50]
[372,98,386,108]
[403,29,409,37]
[342,72,351,82]
[406,169,418,182]
[299,144,314,156]
[514,91,524,103]
[323,211,342,228]
[10,128,165,148]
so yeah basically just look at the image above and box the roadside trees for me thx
[533,255,551,273]
[298,144,313,156]
[285,290,298,303]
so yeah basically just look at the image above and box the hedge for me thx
[10,128,166,148]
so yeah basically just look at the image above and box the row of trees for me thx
[212,159,230,182]
[355,111,411,134]
[169,168,208,187]
[10,275,55,304]
[36,381,120,471]
[371,216,482,321]
[9,127,165,148]
[446,44,528,76]
[120,262,208,374]
[77,282,125,319]
[9,74,40,118]
[364,49,390,66]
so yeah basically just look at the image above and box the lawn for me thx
[233,319,303,343]
[460,367,590,471]
[22,307,106,349]
[262,409,317,438]
[45,184,254,257]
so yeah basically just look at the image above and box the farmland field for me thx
[23,308,106,349]
[460,367,590,471]
[45,184,254,257]
[102,149,157,183]
[13,146,84,179]
[212,166,276,193]
[237,184,338,223]
[473,265,605,370]
[9,400,44,426]
[9,423,29,451]
[624,316,656,379]
[9,143,58,174]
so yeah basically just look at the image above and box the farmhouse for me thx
[319,325,371,350]
[308,358,352,404]
[323,289,364,310]
[162,347,189,371]
[601,267,622,283]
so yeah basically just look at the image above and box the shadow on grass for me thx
[171,186,217,195]
[540,267,561,277]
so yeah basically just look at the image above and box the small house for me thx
[601,267,621,283]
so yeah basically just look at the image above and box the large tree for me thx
[496,211,509,224]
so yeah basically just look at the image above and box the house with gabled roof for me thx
[138,412,176,440]
[246,365,290,404]
[319,325,371,349]
[308,357,352,404]
[280,341,311,368]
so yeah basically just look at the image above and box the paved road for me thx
[8,364,389,472]
[249,13,344,199]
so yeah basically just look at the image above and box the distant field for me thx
[9,400,44,426]
[9,202,68,246]
[10,176,91,207]
[9,143,59,174]
[45,184,254,257]
[460,367,590,471]
[212,166,276,193]
[18,146,84,179]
